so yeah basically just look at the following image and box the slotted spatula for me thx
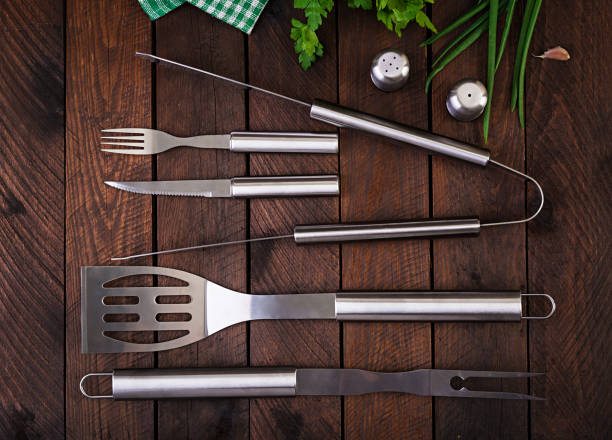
[82,266,555,353]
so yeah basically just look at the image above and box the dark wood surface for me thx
[432,2,528,438]
[338,4,432,439]
[1,1,610,439]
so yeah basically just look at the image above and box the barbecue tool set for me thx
[81,53,555,406]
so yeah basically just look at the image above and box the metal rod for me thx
[136,52,312,108]
[481,159,545,227]
[111,235,294,261]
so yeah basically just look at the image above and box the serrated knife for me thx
[105,175,339,198]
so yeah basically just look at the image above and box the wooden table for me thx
[1,1,610,438]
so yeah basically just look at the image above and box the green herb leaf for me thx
[290,0,334,70]
[348,0,373,9]
[292,0,436,70]
[375,0,436,38]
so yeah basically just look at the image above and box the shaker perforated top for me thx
[370,48,410,92]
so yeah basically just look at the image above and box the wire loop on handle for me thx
[520,294,556,320]
[80,372,113,399]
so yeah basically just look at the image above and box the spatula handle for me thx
[310,99,490,165]
[230,132,338,153]
[293,219,480,243]
[335,292,522,321]
[230,175,339,197]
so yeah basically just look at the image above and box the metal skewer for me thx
[136,52,311,108]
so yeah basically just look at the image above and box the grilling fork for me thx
[80,368,544,400]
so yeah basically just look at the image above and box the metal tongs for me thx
[80,368,544,400]
[113,53,545,261]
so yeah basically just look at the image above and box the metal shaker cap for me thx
[370,48,410,92]
[446,78,488,121]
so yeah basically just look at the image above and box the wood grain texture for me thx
[527,1,612,438]
[155,7,249,440]
[0,1,64,438]
[65,0,154,438]
[337,5,432,440]
[431,1,528,438]
[247,3,341,439]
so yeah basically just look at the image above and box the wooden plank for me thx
[155,7,249,440]
[527,1,612,438]
[0,2,64,438]
[65,1,154,438]
[337,5,432,439]
[431,1,528,438]
[247,3,340,439]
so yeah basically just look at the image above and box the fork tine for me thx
[101,136,145,141]
[454,390,544,400]
[101,148,150,155]
[101,128,148,134]
[461,371,544,379]
[428,369,544,400]
[101,141,146,147]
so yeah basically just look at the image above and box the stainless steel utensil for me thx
[81,266,555,353]
[80,368,544,400]
[104,175,339,198]
[133,54,544,218]
[101,129,338,155]
[136,52,491,165]
[113,219,481,260]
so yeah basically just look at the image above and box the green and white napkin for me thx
[138,0,268,34]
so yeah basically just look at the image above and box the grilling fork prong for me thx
[427,369,544,400]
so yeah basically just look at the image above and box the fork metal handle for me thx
[230,175,339,197]
[230,132,338,154]
[111,368,297,399]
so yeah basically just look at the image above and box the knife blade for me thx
[105,179,231,197]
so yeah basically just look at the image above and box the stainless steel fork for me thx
[101,128,338,155]
[80,368,544,400]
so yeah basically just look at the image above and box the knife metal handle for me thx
[230,132,338,154]
[293,219,480,244]
[335,291,522,321]
[310,99,490,166]
[109,368,297,399]
[230,175,339,197]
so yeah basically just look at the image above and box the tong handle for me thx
[335,291,522,321]
[230,132,338,154]
[110,368,298,399]
[293,219,480,243]
[230,175,339,197]
[310,99,490,165]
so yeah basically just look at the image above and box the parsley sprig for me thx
[291,0,437,70]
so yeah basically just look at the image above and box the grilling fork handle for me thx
[310,99,491,165]
[108,368,298,399]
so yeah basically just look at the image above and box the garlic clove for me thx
[534,46,570,61]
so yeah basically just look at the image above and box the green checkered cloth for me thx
[139,0,268,34]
